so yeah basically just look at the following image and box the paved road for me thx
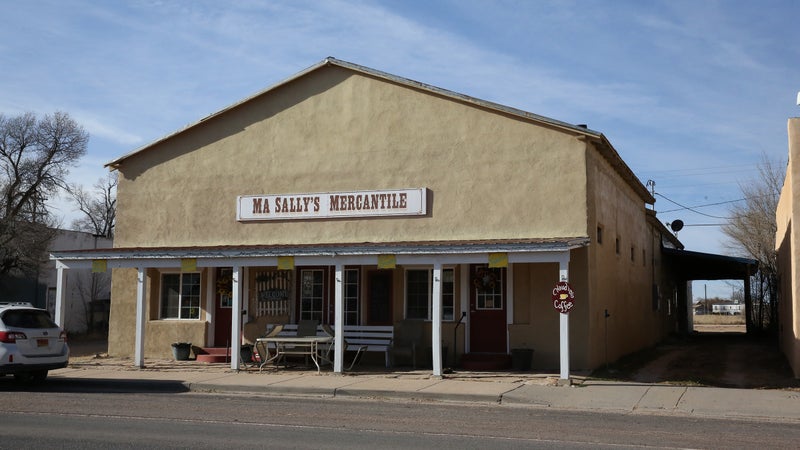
[4,390,800,449]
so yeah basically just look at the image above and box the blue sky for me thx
[2,0,799,298]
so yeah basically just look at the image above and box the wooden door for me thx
[469,265,507,353]
[214,268,233,347]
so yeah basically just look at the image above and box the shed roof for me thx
[662,247,758,280]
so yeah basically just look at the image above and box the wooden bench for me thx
[265,324,394,368]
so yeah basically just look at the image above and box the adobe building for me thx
[776,118,800,378]
[51,58,690,377]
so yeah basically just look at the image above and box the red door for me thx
[469,265,507,353]
[214,268,233,347]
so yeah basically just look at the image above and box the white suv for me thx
[0,302,69,382]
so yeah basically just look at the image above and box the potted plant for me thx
[171,342,192,360]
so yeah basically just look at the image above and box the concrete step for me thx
[460,353,512,370]
[195,347,230,363]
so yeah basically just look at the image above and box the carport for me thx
[662,248,758,333]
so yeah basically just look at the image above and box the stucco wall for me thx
[108,268,207,358]
[114,66,588,248]
[583,143,675,368]
[509,251,591,370]
[106,65,673,365]
[776,118,800,378]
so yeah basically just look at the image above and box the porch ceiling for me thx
[662,247,758,280]
[51,237,590,269]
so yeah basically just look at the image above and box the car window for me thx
[1,309,59,329]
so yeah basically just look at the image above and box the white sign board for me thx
[237,188,427,221]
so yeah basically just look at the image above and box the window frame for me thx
[160,271,202,320]
[404,267,455,321]
[299,268,325,322]
[344,267,360,325]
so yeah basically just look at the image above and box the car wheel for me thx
[13,372,33,383]
[32,370,48,382]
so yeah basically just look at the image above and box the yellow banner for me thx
[181,258,197,272]
[488,252,508,268]
[377,254,396,269]
[277,256,295,270]
[91,259,107,273]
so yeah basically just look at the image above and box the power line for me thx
[654,192,729,219]
[659,198,747,213]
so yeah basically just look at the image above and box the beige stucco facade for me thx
[57,59,681,373]
[776,118,800,378]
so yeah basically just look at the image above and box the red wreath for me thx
[472,267,498,292]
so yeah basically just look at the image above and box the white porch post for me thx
[333,263,344,373]
[134,267,147,368]
[431,262,443,376]
[230,265,242,370]
[558,257,570,382]
[54,266,67,328]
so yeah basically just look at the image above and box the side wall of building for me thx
[776,118,800,378]
[584,143,676,368]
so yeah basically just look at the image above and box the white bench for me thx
[267,324,394,368]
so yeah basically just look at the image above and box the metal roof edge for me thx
[592,134,655,204]
[325,57,602,138]
[662,247,758,266]
[105,57,602,169]
[105,58,335,169]
[51,237,590,261]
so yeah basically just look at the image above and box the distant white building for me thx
[42,230,112,333]
[712,302,744,315]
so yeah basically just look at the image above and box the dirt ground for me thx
[69,329,799,389]
[595,329,800,390]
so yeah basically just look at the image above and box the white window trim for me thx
[159,270,202,320]
[344,267,360,326]
[403,266,455,321]
[299,268,325,322]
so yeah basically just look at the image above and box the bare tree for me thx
[68,172,116,238]
[722,153,783,334]
[0,111,88,275]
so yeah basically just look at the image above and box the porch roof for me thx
[51,237,589,268]
[662,247,758,280]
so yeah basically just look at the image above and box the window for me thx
[475,266,503,310]
[300,269,324,322]
[405,268,455,321]
[161,272,201,319]
[344,268,359,325]
[596,225,604,244]
[630,246,635,262]
[615,237,621,255]
[442,269,455,321]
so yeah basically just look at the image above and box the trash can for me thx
[240,345,253,363]
[171,342,192,361]
[511,348,533,371]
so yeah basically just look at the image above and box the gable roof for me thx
[105,57,655,204]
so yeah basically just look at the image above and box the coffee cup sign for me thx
[552,281,575,314]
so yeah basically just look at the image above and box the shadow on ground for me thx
[592,332,800,389]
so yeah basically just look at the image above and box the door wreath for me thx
[472,267,498,292]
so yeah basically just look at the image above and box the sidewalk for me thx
[47,358,800,423]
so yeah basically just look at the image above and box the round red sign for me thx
[551,281,575,314]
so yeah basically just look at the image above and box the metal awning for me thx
[50,237,590,269]
[662,247,758,280]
